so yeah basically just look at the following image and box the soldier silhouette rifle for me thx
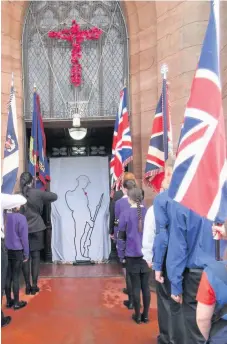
[65,175,103,262]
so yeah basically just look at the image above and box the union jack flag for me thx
[169,0,227,223]
[144,78,173,192]
[110,86,133,192]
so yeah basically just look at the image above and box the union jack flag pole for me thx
[168,0,227,260]
[144,64,173,192]
[110,83,133,195]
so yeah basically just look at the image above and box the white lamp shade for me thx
[68,128,87,140]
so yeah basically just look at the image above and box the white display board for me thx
[50,157,110,262]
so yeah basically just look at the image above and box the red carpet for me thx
[2,265,159,344]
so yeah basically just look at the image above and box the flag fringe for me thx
[110,156,133,198]
[143,167,165,193]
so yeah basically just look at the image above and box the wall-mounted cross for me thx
[48,20,102,87]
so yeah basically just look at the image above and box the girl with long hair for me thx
[117,187,151,324]
[19,172,57,295]
[114,179,136,310]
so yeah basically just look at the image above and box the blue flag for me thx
[29,93,38,178]
[29,92,50,190]
[2,77,19,194]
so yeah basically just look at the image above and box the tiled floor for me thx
[2,265,159,344]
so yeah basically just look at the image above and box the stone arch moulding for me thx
[122,1,158,203]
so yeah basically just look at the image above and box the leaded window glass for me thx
[23,1,128,120]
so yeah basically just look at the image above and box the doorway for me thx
[26,123,114,263]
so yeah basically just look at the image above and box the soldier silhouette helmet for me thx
[76,175,91,189]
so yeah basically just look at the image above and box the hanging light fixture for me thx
[68,128,87,140]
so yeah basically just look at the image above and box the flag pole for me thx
[33,83,37,188]
[161,64,171,179]
[214,0,221,261]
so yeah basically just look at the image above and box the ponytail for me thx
[136,198,143,232]
[128,187,144,233]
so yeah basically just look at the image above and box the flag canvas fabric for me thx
[29,92,50,190]
[2,79,19,194]
[144,79,173,193]
[110,87,133,192]
[29,93,38,178]
[168,0,227,223]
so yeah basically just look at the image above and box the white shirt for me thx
[1,193,27,238]
[142,205,156,263]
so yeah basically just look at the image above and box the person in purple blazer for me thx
[114,179,136,310]
[5,206,29,310]
[117,188,151,324]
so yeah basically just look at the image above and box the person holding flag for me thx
[109,84,133,266]
[20,87,57,295]
[196,248,227,343]
[166,1,227,343]
[142,66,185,343]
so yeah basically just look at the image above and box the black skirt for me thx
[29,230,45,252]
[8,249,23,261]
[126,256,151,274]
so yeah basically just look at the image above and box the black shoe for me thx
[123,288,128,295]
[1,316,12,328]
[14,301,27,310]
[132,313,141,324]
[123,300,134,310]
[25,284,32,295]
[141,314,149,323]
[6,300,14,308]
[31,286,40,295]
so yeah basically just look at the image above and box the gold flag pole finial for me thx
[34,83,37,93]
[161,64,168,80]
[123,78,126,87]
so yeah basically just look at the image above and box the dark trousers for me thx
[22,250,40,286]
[1,240,8,318]
[129,271,150,318]
[5,259,22,304]
[156,269,186,344]
[208,319,227,344]
[126,269,133,302]
[182,270,205,344]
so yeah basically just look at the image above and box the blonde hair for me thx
[123,172,136,183]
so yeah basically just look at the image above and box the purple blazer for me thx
[117,206,147,261]
[114,196,130,241]
[5,212,29,259]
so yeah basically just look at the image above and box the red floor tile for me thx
[2,276,158,344]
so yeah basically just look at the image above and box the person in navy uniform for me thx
[196,248,227,343]
[114,179,136,310]
[117,187,151,324]
[20,172,58,295]
[166,203,227,344]
[152,174,186,344]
